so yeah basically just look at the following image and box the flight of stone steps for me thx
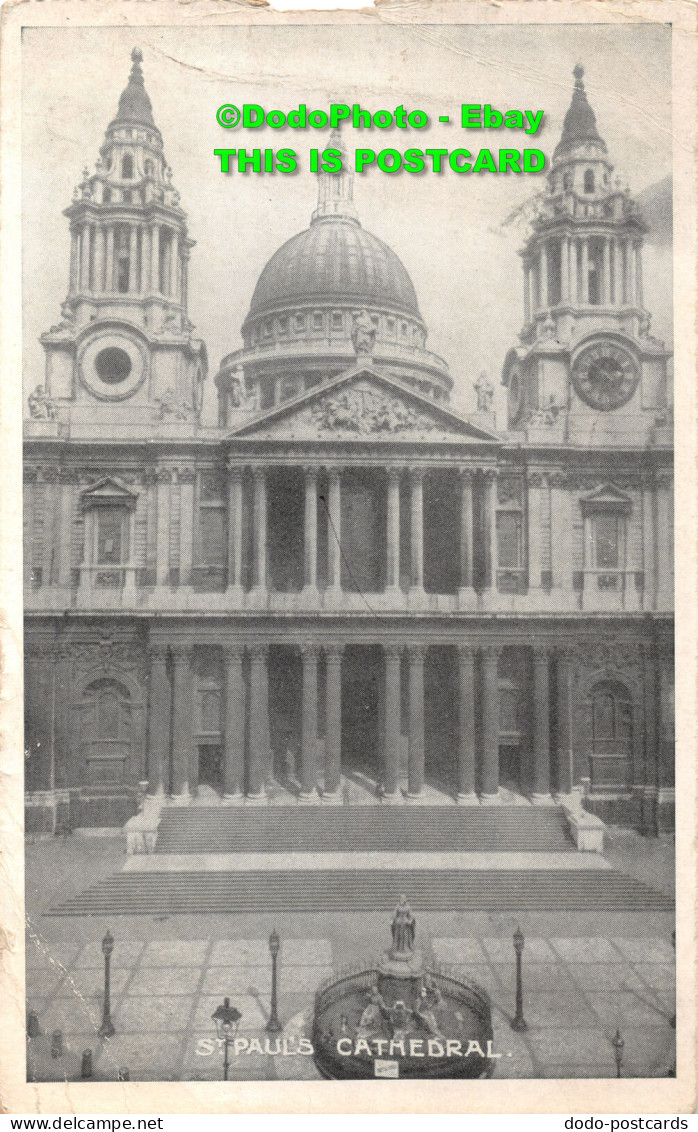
[45,803,674,916]
[48,867,674,916]
[153,804,575,855]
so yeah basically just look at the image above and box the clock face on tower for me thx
[571,343,639,411]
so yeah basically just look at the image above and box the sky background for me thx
[22,22,673,422]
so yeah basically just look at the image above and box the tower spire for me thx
[110,46,157,131]
[311,126,359,225]
[554,63,607,161]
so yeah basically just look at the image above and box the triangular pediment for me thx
[580,483,632,513]
[227,366,501,445]
[80,476,138,506]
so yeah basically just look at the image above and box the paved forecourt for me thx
[25,930,676,1082]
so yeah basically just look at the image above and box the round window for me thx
[95,347,132,385]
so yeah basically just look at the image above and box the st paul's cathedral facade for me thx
[23,53,674,838]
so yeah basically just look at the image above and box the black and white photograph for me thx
[3,1,696,1114]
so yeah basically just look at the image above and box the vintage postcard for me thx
[0,0,696,1115]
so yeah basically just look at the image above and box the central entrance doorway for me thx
[341,645,382,790]
[197,744,223,794]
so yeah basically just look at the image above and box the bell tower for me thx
[38,48,207,434]
[502,65,671,445]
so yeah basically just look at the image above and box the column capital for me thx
[527,471,547,489]
[481,645,501,663]
[301,640,321,661]
[326,464,343,481]
[532,644,550,664]
[384,643,403,662]
[409,467,425,484]
[482,468,498,484]
[222,643,245,664]
[458,467,475,484]
[303,465,319,480]
[456,643,476,662]
[148,643,170,664]
[170,644,192,665]
[407,643,426,662]
[226,461,243,481]
[252,465,267,482]
[26,641,56,661]
[178,466,196,485]
[639,640,656,662]
[324,644,344,664]
[556,645,572,664]
[155,468,173,484]
[387,466,402,485]
[248,642,269,662]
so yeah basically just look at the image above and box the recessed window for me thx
[593,514,620,569]
[103,188,112,203]
[497,512,523,569]
[331,312,343,330]
[95,347,132,384]
[312,312,323,330]
[584,169,595,194]
[263,320,272,337]
[144,160,154,176]
[122,190,132,204]
[97,509,126,565]
[122,154,134,180]
[401,321,408,334]
[386,318,395,333]
[278,316,289,335]
[295,314,306,330]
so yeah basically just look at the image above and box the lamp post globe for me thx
[266,929,282,1034]
[98,929,116,1039]
[212,997,241,1081]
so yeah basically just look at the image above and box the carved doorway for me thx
[79,677,133,786]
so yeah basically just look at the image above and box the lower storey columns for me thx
[457,645,477,802]
[555,649,573,795]
[248,644,269,800]
[170,647,193,798]
[481,646,500,801]
[532,647,552,802]
[300,643,320,800]
[147,645,170,796]
[223,646,245,799]
[407,645,425,798]
[324,647,342,798]
[383,646,402,800]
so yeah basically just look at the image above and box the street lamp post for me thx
[98,930,115,1039]
[212,997,241,1081]
[510,926,528,1033]
[266,929,282,1034]
[613,1028,624,1078]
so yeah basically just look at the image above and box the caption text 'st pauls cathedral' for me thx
[24,52,674,838]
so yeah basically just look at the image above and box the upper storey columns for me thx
[69,218,182,300]
[222,461,496,602]
[527,232,643,318]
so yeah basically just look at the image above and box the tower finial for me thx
[573,63,585,88]
[131,47,143,65]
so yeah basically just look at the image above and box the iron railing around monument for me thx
[314,963,378,1014]
[314,960,492,1029]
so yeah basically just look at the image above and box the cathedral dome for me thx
[248,217,421,320]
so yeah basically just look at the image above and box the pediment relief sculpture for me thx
[310,388,437,435]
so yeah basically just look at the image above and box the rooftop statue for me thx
[28,385,56,421]
[351,309,377,358]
